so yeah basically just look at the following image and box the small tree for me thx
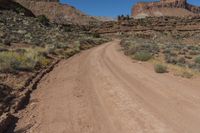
[126,15,130,20]
[117,15,121,21]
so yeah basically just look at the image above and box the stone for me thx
[0,113,16,133]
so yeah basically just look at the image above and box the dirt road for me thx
[15,40,200,133]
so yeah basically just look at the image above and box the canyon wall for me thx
[14,0,97,25]
[132,0,200,18]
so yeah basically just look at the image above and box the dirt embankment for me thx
[15,40,200,133]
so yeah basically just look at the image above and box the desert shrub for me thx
[139,43,159,54]
[134,51,152,61]
[0,49,50,73]
[154,64,167,73]
[195,56,200,64]
[78,36,109,50]
[62,24,72,32]
[178,50,186,55]
[177,57,186,64]
[169,52,177,57]
[37,15,49,26]
[92,33,100,38]
[15,6,26,14]
[126,46,138,55]
[163,48,171,54]
[165,55,178,64]
[122,39,159,57]
[12,55,36,71]
[185,55,192,59]
[189,50,199,55]
[187,45,197,50]
[183,48,189,52]
[181,71,193,79]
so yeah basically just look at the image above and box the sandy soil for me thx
[14,40,200,133]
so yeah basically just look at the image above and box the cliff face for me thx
[0,0,35,17]
[132,0,200,18]
[14,0,97,25]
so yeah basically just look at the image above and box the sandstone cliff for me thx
[14,0,98,25]
[132,0,200,18]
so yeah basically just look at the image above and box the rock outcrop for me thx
[0,0,35,17]
[93,16,200,36]
[14,0,98,25]
[132,0,200,18]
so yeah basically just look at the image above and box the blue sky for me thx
[60,0,200,17]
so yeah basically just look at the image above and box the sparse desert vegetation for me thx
[0,6,109,126]
[195,56,200,64]
[1,0,200,132]
[120,35,200,77]
[0,48,50,73]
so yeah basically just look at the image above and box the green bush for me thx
[195,56,200,64]
[92,33,100,38]
[134,51,152,61]
[0,52,19,72]
[37,15,49,26]
[15,6,26,14]
[154,64,167,73]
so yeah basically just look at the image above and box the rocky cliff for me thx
[132,0,200,18]
[93,15,200,36]
[0,0,35,16]
[14,0,98,25]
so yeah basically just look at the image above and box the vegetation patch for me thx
[37,15,49,26]
[121,37,200,77]
[180,71,193,79]
[195,56,200,64]
[121,39,159,55]
[154,64,167,73]
[0,48,50,73]
[134,51,152,61]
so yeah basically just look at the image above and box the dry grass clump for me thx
[151,59,197,78]
[0,48,50,73]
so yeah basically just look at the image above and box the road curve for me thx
[15,40,200,133]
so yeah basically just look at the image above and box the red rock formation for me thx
[14,0,97,25]
[132,0,200,18]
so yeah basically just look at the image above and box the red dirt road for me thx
[15,40,200,133]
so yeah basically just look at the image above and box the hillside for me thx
[1,0,200,133]
[14,0,98,25]
[0,1,109,132]
[132,0,200,18]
